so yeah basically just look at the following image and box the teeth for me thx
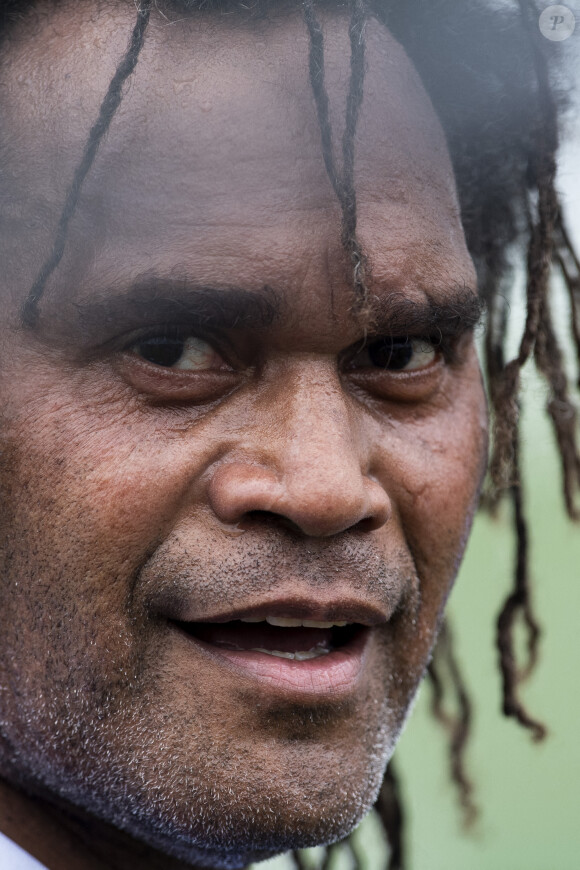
[265,616,303,627]
[240,616,350,628]
[251,647,331,660]
[252,648,296,659]
[302,620,347,628]
[294,648,330,660]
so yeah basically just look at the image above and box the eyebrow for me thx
[35,273,483,346]
[364,285,485,338]
[62,276,283,341]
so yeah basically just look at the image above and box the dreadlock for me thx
[20,0,153,327]
[302,0,370,313]
[426,620,477,827]
[2,0,579,867]
[483,0,579,741]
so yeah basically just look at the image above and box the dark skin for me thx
[0,2,487,868]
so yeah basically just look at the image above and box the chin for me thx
[95,752,391,870]
[137,803,378,870]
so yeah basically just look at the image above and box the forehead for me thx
[0,1,474,314]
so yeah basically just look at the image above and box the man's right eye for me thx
[132,334,226,371]
[119,330,241,403]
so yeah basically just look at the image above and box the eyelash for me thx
[126,329,446,366]
[125,325,228,361]
[346,333,452,370]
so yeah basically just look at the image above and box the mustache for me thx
[137,527,419,621]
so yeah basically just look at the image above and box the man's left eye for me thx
[351,337,437,372]
[131,334,223,371]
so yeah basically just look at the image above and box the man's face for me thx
[0,2,487,865]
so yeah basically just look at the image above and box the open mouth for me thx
[171,617,363,661]
[168,611,375,695]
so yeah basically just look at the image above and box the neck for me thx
[0,777,202,870]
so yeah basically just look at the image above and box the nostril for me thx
[208,461,390,538]
[244,511,304,536]
[354,514,383,533]
[207,463,283,525]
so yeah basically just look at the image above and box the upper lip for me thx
[168,597,391,627]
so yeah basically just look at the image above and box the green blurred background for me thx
[391,371,580,870]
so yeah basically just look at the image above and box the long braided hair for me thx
[1,0,579,867]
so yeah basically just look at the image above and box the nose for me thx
[207,360,391,537]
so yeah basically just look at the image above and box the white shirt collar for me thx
[0,830,49,869]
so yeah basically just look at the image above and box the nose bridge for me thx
[278,359,365,494]
[207,357,391,538]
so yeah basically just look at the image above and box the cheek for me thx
[0,378,204,550]
[0,398,194,661]
[0,408,199,736]
[375,375,488,614]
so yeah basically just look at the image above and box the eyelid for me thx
[123,322,235,358]
[345,334,442,367]
[121,323,211,350]
[112,327,245,404]
[129,325,240,369]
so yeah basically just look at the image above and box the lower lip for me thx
[173,626,371,697]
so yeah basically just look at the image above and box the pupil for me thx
[369,338,413,370]
[138,337,185,368]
